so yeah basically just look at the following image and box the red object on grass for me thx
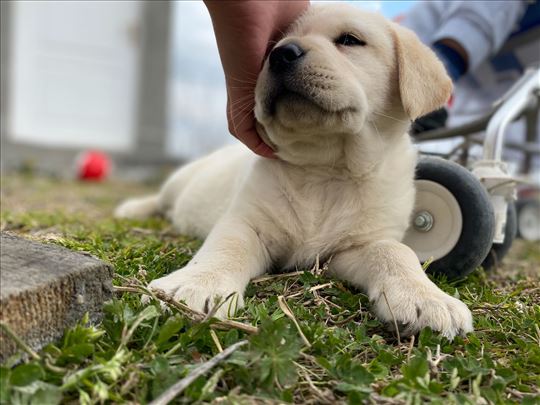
[77,151,111,181]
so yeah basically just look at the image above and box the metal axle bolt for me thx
[414,211,434,232]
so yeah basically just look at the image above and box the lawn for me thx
[1,174,539,404]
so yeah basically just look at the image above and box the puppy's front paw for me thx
[145,268,245,318]
[372,283,473,340]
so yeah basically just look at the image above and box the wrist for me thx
[205,2,276,80]
[433,39,468,82]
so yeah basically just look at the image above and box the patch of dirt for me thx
[1,174,158,221]
[492,239,539,282]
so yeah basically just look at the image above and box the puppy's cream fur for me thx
[116,4,472,339]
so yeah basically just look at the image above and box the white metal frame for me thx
[472,68,540,243]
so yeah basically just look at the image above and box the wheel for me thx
[516,198,540,241]
[482,202,517,270]
[402,157,495,279]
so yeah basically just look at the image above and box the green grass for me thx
[1,175,539,404]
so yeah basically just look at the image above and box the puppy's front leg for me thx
[331,240,473,339]
[147,215,269,318]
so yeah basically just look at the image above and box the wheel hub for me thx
[403,180,463,263]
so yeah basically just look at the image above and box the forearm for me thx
[203,0,309,157]
[204,1,309,82]
[205,2,270,81]
[433,0,528,72]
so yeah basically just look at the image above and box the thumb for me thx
[237,127,276,158]
[226,98,275,158]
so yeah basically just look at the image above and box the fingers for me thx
[251,136,276,158]
[236,127,276,159]
[205,0,307,159]
[226,94,276,159]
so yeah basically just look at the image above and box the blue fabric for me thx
[512,0,540,36]
[488,1,539,75]
[402,1,528,72]
[491,52,524,74]
[432,41,467,82]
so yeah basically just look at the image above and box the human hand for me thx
[205,1,309,158]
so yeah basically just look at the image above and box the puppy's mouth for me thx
[264,83,356,117]
[266,88,315,115]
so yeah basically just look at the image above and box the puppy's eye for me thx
[335,33,366,47]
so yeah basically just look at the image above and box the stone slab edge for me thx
[0,232,114,362]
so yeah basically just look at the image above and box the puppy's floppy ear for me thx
[390,22,453,120]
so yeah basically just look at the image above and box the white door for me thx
[8,1,141,151]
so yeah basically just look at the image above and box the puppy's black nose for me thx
[269,43,305,74]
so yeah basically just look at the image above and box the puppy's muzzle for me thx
[269,43,305,75]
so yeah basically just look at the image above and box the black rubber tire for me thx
[516,198,540,241]
[414,157,496,279]
[482,202,517,270]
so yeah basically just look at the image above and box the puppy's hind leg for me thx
[114,195,161,219]
[115,159,204,220]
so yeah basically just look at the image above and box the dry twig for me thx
[149,340,248,405]
[382,291,401,345]
[0,321,41,361]
[251,270,304,284]
[278,295,312,347]
[113,284,258,334]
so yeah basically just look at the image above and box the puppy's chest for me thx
[277,179,370,248]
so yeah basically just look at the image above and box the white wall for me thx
[8,1,141,151]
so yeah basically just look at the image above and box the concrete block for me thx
[0,233,113,361]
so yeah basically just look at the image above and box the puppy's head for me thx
[254,4,452,165]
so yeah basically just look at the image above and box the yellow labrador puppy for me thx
[116,4,472,339]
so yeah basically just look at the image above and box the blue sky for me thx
[167,1,418,159]
[379,1,417,18]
